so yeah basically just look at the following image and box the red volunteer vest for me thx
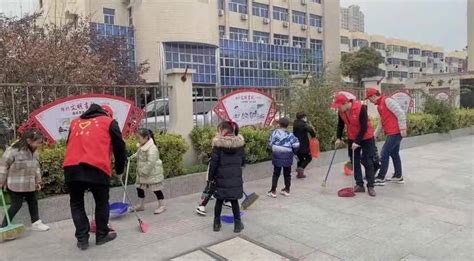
[63,116,114,176]
[339,101,374,141]
[377,96,401,135]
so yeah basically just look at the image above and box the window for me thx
[164,43,217,84]
[352,39,368,48]
[103,8,115,25]
[409,61,421,67]
[274,34,289,46]
[309,14,322,27]
[229,0,247,14]
[400,47,408,53]
[340,36,349,45]
[292,11,306,25]
[218,0,224,10]
[401,72,408,78]
[252,3,269,18]
[219,26,225,38]
[409,48,420,55]
[371,42,385,50]
[310,0,321,3]
[273,7,288,21]
[253,31,269,43]
[229,27,248,41]
[293,37,306,48]
[422,62,427,68]
[433,63,438,69]
[422,50,433,57]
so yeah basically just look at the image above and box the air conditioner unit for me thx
[283,21,289,28]
[301,25,308,30]
[241,14,248,20]
[218,9,224,16]
[222,34,229,39]
[317,27,323,33]
[301,0,307,5]
[263,18,270,24]
[242,37,248,41]
[258,40,265,44]
[295,44,302,48]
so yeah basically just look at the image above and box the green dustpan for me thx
[0,189,26,241]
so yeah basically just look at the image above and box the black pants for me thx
[136,188,164,200]
[353,138,376,188]
[67,181,110,242]
[297,153,312,169]
[214,199,240,222]
[1,190,39,227]
[271,166,291,192]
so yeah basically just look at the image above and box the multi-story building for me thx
[445,51,468,73]
[468,0,473,71]
[36,0,340,88]
[340,5,364,32]
[340,29,455,84]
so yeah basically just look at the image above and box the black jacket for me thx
[64,104,127,185]
[208,134,245,200]
[293,119,316,154]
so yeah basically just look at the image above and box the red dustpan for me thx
[338,150,356,197]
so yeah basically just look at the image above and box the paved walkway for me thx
[1,136,473,260]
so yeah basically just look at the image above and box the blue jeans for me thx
[378,134,403,179]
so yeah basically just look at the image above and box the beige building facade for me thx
[37,0,340,87]
[468,0,474,71]
[340,5,364,32]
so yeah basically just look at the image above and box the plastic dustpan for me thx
[338,187,356,197]
[110,202,130,218]
[221,212,244,223]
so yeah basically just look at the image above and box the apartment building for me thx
[468,0,473,71]
[340,5,364,32]
[340,29,468,84]
[445,51,468,73]
[37,0,340,88]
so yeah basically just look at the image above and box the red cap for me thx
[365,87,379,99]
[331,94,349,109]
[101,105,114,118]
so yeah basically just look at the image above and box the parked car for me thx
[141,97,219,131]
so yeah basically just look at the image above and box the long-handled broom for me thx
[119,178,148,233]
[321,147,338,187]
[0,189,25,241]
[241,191,259,210]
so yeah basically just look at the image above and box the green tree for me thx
[340,47,384,87]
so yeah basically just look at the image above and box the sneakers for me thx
[353,185,366,193]
[234,220,244,233]
[223,201,232,208]
[367,187,376,197]
[387,176,405,184]
[280,189,291,197]
[267,191,277,198]
[196,206,206,216]
[31,220,50,232]
[154,206,166,215]
[96,232,117,246]
[374,177,386,186]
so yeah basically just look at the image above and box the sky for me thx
[1,0,468,52]
[340,0,468,52]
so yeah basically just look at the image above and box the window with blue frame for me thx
[252,2,269,18]
[103,8,115,25]
[229,0,247,14]
[218,0,224,10]
[274,34,289,46]
[273,6,288,21]
[164,43,217,85]
[292,10,306,25]
[293,37,306,48]
[253,31,270,44]
[309,14,322,27]
[229,27,249,41]
[219,39,322,88]
[219,26,225,38]
[90,22,135,65]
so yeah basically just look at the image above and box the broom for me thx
[241,191,259,210]
[321,148,338,187]
[0,189,26,241]
[119,179,148,233]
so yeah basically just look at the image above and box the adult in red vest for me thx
[63,104,127,250]
[332,94,377,197]
[366,88,407,186]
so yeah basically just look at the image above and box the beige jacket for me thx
[0,147,41,192]
[131,139,164,185]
